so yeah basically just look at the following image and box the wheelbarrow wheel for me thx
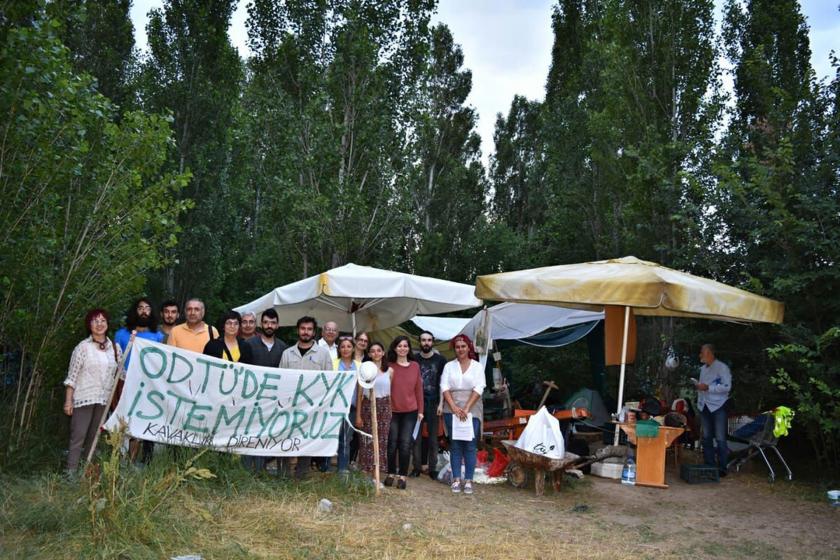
[506,460,531,489]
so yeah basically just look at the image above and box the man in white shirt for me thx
[317,320,339,360]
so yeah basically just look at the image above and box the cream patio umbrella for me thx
[235,263,482,335]
[475,256,784,443]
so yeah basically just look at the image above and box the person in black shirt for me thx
[412,330,447,479]
[244,308,287,367]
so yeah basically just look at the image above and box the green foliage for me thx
[0,20,189,452]
[769,328,840,469]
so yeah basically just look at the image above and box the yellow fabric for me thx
[228,343,240,363]
[475,256,784,324]
[773,406,794,437]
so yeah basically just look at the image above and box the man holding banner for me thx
[104,334,355,465]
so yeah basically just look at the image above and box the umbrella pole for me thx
[613,306,630,446]
[370,388,380,495]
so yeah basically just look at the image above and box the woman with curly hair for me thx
[63,308,123,473]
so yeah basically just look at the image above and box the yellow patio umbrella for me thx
[475,256,784,443]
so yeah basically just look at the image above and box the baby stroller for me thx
[726,412,793,483]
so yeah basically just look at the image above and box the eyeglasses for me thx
[224,320,240,326]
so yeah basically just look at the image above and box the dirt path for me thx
[250,456,837,560]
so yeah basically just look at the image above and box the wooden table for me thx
[619,423,684,488]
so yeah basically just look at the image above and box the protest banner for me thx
[103,338,355,456]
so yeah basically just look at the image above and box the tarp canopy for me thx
[235,263,482,333]
[475,256,784,324]
[412,302,603,342]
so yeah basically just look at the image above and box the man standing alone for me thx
[412,331,447,478]
[280,316,333,478]
[695,344,731,476]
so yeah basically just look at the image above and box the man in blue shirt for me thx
[115,297,165,463]
[695,344,732,476]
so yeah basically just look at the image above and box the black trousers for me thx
[387,410,418,476]
[412,398,439,472]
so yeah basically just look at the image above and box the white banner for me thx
[104,338,354,456]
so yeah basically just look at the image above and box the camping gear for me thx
[483,407,588,442]
[680,464,720,484]
[564,388,610,428]
[635,419,660,438]
[235,263,481,334]
[514,407,565,460]
[536,381,559,410]
[727,412,793,482]
[475,256,785,445]
[619,423,684,488]
[502,440,580,496]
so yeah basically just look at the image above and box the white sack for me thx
[514,406,565,459]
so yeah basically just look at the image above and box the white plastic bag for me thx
[514,407,565,459]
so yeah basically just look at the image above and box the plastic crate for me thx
[680,464,720,484]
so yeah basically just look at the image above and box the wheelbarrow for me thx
[502,440,580,496]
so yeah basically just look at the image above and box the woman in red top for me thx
[385,335,423,489]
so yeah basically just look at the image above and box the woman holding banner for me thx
[441,334,485,495]
[355,341,392,482]
[63,309,123,473]
[203,310,254,364]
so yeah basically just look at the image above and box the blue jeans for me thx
[700,403,729,470]
[337,406,355,472]
[444,413,480,481]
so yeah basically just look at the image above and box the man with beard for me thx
[280,316,333,478]
[241,308,287,473]
[159,299,180,343]
[245,308,287,367]
[115,297,165,463]
[240,311,258,340]
[412,330,447,479]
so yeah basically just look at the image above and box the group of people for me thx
[62,297,487,493]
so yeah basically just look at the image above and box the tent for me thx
[475,256,784,443]
[235,263,482,334]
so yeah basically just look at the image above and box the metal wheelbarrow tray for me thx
[502,440,580,496]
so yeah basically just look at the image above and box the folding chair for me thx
[726,413,792,482]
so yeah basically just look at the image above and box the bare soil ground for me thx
[217,452,840,560]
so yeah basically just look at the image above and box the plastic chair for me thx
[726,413,792,482]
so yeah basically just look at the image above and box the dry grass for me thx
[3,449,839,560]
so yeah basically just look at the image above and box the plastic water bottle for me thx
[621,457,636,486]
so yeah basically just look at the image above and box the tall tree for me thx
[714,0,840,466]
[401,23,487,281]
[244,0,440,283]
[0,21,188,451]
[48,0,136,110]
[138,0,244,307]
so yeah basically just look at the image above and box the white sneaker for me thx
[463,481,474,495]
[451,480,461,493]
